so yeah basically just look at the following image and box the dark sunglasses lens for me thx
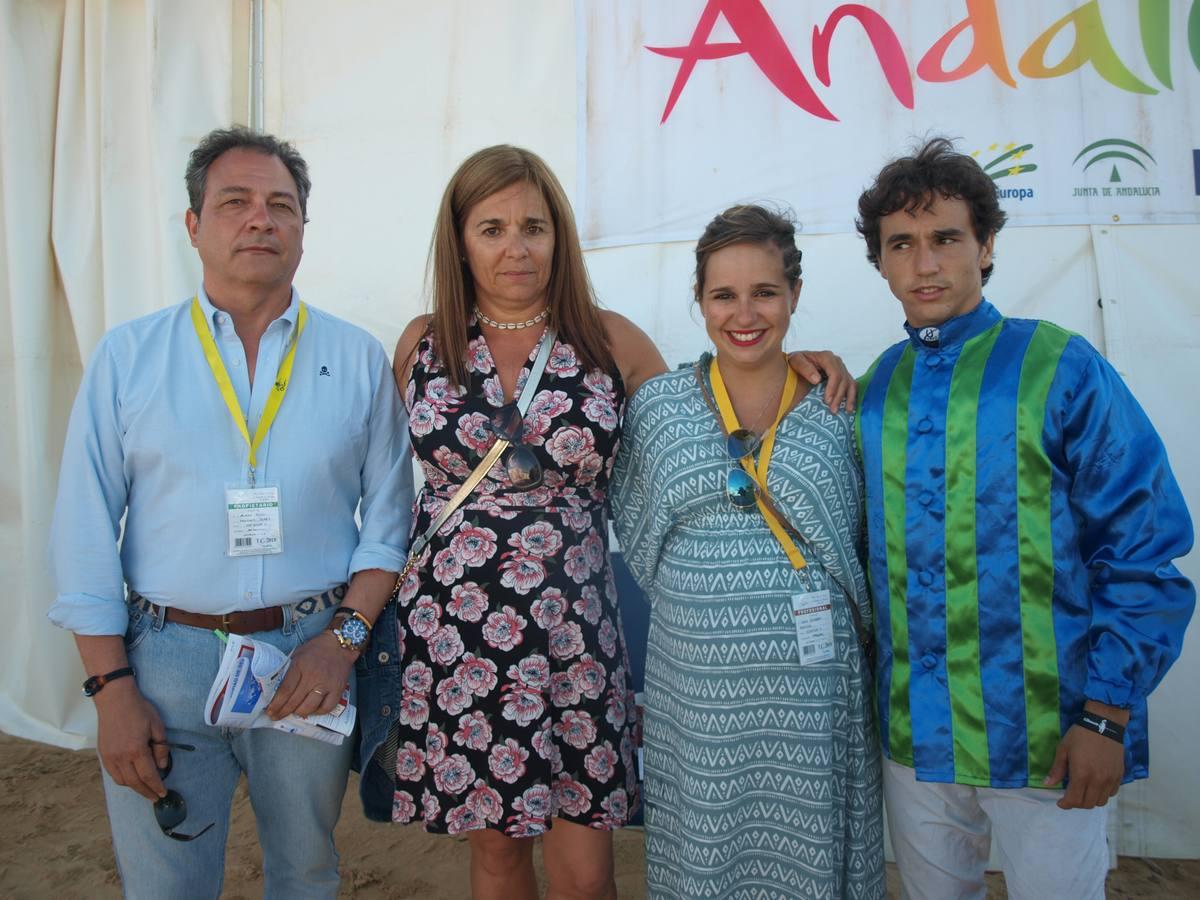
[727,429,759,460]
[154,790,215,842]
[489,404,524,441]
[154,791,187,829]
[727,468,758,509]
[504,446,543,490]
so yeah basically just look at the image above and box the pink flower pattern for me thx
[547,343,580,378]
[399,692,429,729]
[465,780,504,825]
[435,675,472,715]
[392,790,417,822]
[530,588,567,630]
[573,586,603,626]
[554,710,599,750]
[584,741,618,782]
[568,655,608,700]
[392,324,638,836]
[402,661,433,693]
[407,596,441,638]
[433,754,474,794]
[449,524,498,568]
[454,653,499,697]
[453,711,493,751]
[446,581,489,622]
[498,552,548,595]
[488,738,530,784]
[545,425,596,467]
[548,621,586,660]
[482,605,527,651]
[427,624,465,666]
[395,742,426,782]
[550,671,582,709]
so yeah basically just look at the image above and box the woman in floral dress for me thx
[356,145,667,900]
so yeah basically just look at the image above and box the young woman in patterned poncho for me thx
[613,205,886,900]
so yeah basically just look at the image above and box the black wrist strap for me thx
[82,666,136,697]
[1077,713,1126,744]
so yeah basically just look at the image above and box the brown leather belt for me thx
[127,585,347,636]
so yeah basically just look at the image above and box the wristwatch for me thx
[330,608,372,653]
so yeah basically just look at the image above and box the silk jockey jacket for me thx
[856,299,1194,787]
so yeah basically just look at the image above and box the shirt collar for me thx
[197,285,301,334]
[904,298,1001,351]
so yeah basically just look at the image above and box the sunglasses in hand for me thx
[152,740,215,842]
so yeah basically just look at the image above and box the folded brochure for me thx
[204,633,355,745]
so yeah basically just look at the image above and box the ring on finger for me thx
[310,688,326,696]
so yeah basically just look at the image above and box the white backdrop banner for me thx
[578,0,1200,247]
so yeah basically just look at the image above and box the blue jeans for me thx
[103,602,352,900]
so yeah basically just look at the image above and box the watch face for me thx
[339,616,369,647]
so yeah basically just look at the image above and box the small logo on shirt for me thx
[319,366,331,377]
[918,327,940,346]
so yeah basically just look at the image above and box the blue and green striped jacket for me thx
[856,299,1194,788]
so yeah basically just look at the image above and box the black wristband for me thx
[1076,713,1126,744]
[82,666,136,697]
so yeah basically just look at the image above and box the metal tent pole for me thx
[249,0,265,131]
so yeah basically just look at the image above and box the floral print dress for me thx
[390,319,638,836]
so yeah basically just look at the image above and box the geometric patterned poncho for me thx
[614,362,885,900]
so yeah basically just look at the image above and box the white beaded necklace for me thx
[475,306,550,330]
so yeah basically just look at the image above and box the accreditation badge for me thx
[225,483,283,557]
[791,590,835,666]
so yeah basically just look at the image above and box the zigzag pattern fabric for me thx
[613,366,885,899]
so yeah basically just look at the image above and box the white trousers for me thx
[883,757,1108,900]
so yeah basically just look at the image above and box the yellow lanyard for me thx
[711,357,807,570]
[190,296,307,481]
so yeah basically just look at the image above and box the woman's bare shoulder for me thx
[598,310,668,398]
[393,314,433,391]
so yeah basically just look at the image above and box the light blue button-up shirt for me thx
[49,288,413,635]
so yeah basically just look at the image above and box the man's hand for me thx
[94,679,170,801]
[788,350,858,412]
[1044,702,1127,809]
[266,632,355,721]
[266,569,395,721]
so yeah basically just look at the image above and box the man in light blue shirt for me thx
[49,126,413,898]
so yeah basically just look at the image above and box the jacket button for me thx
[377,651,389,663]
[381,705,391,717]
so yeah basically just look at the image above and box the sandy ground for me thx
[1,733,1197,899]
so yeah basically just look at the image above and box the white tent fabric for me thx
[2,0,1195,857]
[0,0,232,747]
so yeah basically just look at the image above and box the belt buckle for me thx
[221,613,233,632]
